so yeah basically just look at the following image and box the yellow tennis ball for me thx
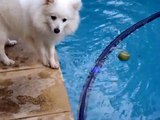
[118,51,130,61]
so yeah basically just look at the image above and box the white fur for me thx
[0,0,82,68]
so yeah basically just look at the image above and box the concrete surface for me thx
[0,41,73,120]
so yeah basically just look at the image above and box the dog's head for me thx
[33,0,82,37]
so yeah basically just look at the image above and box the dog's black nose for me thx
[54,28,60,34]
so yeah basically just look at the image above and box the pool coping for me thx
[0,41,74,120]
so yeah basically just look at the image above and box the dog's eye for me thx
[51,16,57,20]
[62,18,67,22]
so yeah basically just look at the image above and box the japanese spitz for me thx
[0,0,82,68]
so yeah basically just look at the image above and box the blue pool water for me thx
[57,0,160,120]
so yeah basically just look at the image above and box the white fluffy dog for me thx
[0,0,82,68]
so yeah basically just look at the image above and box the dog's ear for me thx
[45,0,54,5]
[73,0,82,11]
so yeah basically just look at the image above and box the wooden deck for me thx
[0,41,73,120]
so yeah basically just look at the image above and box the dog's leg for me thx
[40,46,50,67]
[6,39,17,46]
[41,45,59,69]
[0,39,15,65]
[49,46,59,69]
[28,37,51,67]
[29,37,59,69]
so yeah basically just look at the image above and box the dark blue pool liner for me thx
[78,11,160,120]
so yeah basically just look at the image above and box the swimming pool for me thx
[57,0,160,120]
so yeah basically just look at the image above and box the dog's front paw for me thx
[50,58,59,69]
[42,60,59,69]
[50,61,59,69]
[39,48,59,69]
[41,57,59,69]
[2,58,15,66]
[41,57,50,67]
[6,39,17,46]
